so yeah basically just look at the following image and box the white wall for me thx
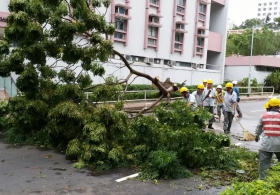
[224,66,271,83]
[92,60,222,86]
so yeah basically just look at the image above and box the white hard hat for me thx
[232,80,237,84]
[217,85,222,89]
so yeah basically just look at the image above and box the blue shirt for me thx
[233,86,239,99]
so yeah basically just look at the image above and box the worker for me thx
[255,97,280,180]
[215,85,225,122]
[202,79,207,88]
[232,80,243,118]
[204,79,216,129]
[223,82,237,134]
[192,83,205,108]
[180,87,197,111]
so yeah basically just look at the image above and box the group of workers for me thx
[180,80,280,180]
[180,79,242,133]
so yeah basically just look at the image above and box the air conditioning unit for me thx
[149,58,154,64]
[144,57,149,63]
[192,63,197,69]
[134,57,139,62]
[155,59,160,64]
[124,55,132,61]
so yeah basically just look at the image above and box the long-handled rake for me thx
[224,101,255,141]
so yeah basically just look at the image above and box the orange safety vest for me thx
[262,113,280,136]
[215,91,224,103]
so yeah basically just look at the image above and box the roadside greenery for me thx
[264,70,280,93]
[220,163,280,195]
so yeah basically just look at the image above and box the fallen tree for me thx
[0,0,259,181]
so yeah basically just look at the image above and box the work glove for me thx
[255,135,260,142]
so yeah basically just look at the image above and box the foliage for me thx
[220,163,280,195]
[226,28,280,56]
[0,101,8,131]
[264,70,280,93]
[237,18,265,30]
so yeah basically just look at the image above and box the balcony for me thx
[115,5,132,20]
[212,0,225,6]
[208,31,223,53]
[175,22,188,33]
[148,14,162,28]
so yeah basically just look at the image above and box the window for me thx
[263,8,266,11]
[274,12,277,15]
[175,44,182,50]
[148,26,157,37]
[150,0,159,5]
[148,38,156,45]
[177,0,184,6]
[198,29,205,34]
[270,2,272,5]
[199,14,205,20]
[269,7,272,10]
[115,20,126,31]
[176,23,185,29]
[197,37,204,46]
[258,13,261,16]
[276,2,278,5]
[263,13,266,16]
[259,3,261,6]
[175,33,183,42]
[177,6,184,13]
[264,3,267,6]
[196,48,203,53]
[258,8,261,11]
[199,4,206,13]
[275,7,278,10]
[115,6,126,14]
[114,32,125,39]
[149,16,159,23]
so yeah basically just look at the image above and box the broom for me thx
[224,101,255,141]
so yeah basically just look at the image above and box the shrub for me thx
[220,164,280,195]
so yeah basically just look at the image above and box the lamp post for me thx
[247,27,255,97]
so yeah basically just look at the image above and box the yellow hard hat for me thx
[207,79,213,84]
[180,87,189,93]
[268,97,280,107]
[264,102,269,109]
[225,82,233,88]
[197,83,204,89]
[202,79,207,83]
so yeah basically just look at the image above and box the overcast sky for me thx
[228,0,258,25]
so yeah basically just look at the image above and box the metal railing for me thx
[238,86,274,97]
[85,86,275,107]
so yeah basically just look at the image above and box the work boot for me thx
[208,124,214,129]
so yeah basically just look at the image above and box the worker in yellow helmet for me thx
[202,79,207,88]
[204,79,216,129]
[192,83,205,107]
[255,97,280,180]
[180,87,197,111]
[223,82,237,134]
[215,85,225,122]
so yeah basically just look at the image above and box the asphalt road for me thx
[0,100,267,195]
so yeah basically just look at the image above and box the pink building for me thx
[225,55,280,83]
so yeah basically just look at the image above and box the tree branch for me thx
[138,95,164,115]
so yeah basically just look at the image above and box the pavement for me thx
[0,98,268,195]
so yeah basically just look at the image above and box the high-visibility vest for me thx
[262,113,280,136]
[215,91,224,103]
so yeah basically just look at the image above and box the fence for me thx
[238,86,274,97]
[85,86,275,107]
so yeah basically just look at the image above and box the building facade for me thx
[0,0,229,95]
[257,0,280,22]
[225,55,280,84]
